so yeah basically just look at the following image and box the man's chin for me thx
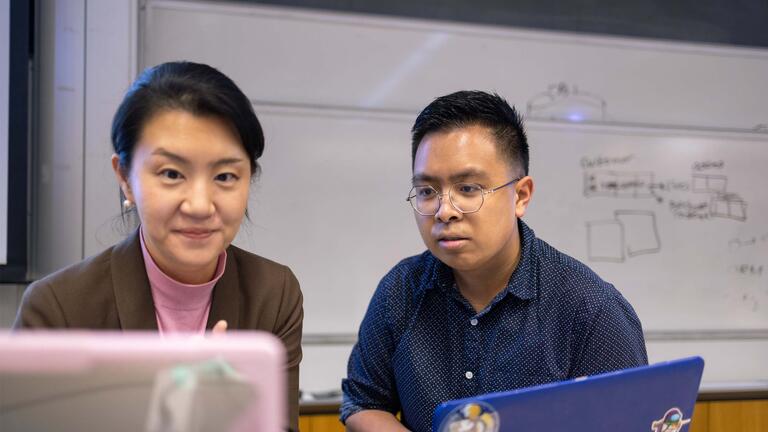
[432,251,477,272]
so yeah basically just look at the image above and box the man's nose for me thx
[434,192,462,223]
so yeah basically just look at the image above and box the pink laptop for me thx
[0,331,286,432]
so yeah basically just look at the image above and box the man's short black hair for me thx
[411,90,529,176]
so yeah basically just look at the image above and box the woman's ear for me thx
[111,154,134,203]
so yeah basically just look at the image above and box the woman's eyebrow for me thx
[211,157,246,168]
[151,147,188,165]
[151,148,245,167]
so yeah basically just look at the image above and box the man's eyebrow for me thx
[412,173,437,184]
[412,168,489,184]
[448,169,488,182]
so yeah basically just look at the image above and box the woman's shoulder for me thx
[227,245,291,273]
[35,231,139,285]
[227,244,288,270]
[30,245,117,293]
[225,244,299,289]
[15,244,124,328]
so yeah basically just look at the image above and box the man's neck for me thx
[453,240,522,313]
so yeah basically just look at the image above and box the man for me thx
[341,91,648,432]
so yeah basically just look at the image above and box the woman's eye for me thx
[215,173,238,183]
[159,169,182,180]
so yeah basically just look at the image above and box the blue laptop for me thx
[433,357,704,432]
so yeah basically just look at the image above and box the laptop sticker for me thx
[437,401,500,432]
[651,407,691,432]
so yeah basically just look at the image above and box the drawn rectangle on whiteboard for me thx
[710,196,747,221]
[691,174,727,193]
[615,210,661,257]
[586,220,624,262]
[584,171,654,198]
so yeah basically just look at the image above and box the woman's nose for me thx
[180,180,215,217]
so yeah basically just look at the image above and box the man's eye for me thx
[457,184,481,194]
[416,187,436,198]
[160,169,182,180]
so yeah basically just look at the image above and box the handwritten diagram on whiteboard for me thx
[526,122,768,331]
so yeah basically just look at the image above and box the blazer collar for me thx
[205,247,241,330]
[111,229,158,330]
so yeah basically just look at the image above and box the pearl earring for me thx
[122,199,134,211]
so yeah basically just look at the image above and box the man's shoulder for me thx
[364,251,437,321]
[531,235,621,309]
[388,250,435,274]
[528,236,645,354]
[379,250,436,292]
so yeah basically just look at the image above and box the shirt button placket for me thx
[464,316,480,389]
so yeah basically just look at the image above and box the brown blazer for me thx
[14,229,303,432]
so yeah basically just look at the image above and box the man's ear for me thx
[514,176,534,218]
[111,154,134,203]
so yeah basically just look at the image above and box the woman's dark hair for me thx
[111,61,264,177]
[411,90,529,176]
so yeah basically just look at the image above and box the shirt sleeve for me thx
[340,276,402,424]
[569,287,648,377]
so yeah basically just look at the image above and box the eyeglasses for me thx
[406,177,522,216]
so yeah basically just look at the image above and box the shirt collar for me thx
[426,219,538,302]
[139,226,227,310]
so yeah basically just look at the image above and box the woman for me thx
[14,61,303,431]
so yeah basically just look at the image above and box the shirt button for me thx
[470,318,478,326]
[465,371,474,379]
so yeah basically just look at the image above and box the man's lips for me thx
[436,235,470,249]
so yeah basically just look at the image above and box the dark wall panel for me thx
[240,0,768,48]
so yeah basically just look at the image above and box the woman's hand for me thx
[212,320,228,334]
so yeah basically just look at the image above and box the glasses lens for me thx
[409,186,440,215]
[450,183,483,213]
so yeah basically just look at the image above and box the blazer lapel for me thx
[111,229,158,330]
[206,248,241,330]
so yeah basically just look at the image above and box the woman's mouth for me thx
[176,229,216,240]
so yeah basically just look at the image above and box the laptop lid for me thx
[0,331,286,432]
[433,356,704,432]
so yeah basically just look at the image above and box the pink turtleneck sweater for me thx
[139,228,226,334]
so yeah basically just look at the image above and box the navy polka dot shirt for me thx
[341,220,648,432]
